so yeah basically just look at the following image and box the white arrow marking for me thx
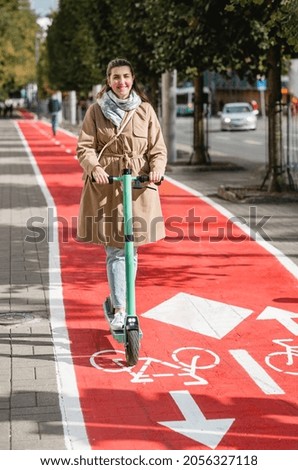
[257,306,298,336]
[142,292,253,339]
[158,390,235,449]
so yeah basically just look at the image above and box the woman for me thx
[76,58,167,330]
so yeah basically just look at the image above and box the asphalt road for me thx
[176,116,267,164]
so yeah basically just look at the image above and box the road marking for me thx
[166,175,298,280]
[244,139,262,145]
[15,122,90,450]
[16,120,297,449]
[142,292,253,339]
[90,347,219,385]
[229,349,284,395]
[257,306,298,335]
[158,390,235,449]
[176,143,193,153]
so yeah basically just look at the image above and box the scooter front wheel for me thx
[125,329,140,366]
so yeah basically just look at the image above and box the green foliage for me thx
[0,0,38,97]
[46,0,162,95]
[46,0,102,92]
[142,0,297,79]
[44,0,297,98]
[1,0,296,99]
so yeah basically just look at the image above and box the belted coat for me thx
[76,101,167,248]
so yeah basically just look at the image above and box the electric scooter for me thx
[103,169,163,366]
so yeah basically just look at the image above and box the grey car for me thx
[220,102,258,131]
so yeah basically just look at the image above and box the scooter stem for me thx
[122,169,135,316]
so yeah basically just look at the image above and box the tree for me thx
[225,0,298,191]
[95,0,163,109]
[143,0,298,189]
[0,0,37,97]
[46,0,163,107]
[142,0,268,164]
[46,0,102,93]
[44,0,298,192]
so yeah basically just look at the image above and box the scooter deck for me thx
[103,297,143,344]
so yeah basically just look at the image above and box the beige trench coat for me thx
[76,101,167,248]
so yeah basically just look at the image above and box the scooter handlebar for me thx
[108,175,164,184]
[138,175,164,184]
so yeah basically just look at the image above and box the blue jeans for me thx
[105,246,138,309]
[51,112,58,135]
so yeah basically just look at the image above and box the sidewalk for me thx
[0,118,66,449]
[0,115,297,450]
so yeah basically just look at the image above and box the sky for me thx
[30,0,59,17]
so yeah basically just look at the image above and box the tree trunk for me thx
[192,72,208,164]
[266,44,285,192]
[148,76,160,112]
[161,70,177,163]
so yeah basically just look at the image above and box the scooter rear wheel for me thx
[125,330,140,366]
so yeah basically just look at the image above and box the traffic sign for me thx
[257,78,267,91]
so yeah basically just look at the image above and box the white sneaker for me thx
[110,311,126,330]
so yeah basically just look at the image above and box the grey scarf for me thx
[97,90,141,128]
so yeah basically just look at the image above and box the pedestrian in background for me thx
[251,100,259,112]
[48,92,61,135]
[76,58,167,330]
[0,100,4,117]
[4,98,13,118]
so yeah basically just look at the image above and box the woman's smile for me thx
[108,65,134,99]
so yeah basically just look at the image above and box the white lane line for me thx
[165,176,298,280]
[229,349,284,395]
[15,121,90,450]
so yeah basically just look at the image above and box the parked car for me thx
[219,102,258,131]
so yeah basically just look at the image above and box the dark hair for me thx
[97,58,149,102]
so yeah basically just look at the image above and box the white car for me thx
[220,102,258,131]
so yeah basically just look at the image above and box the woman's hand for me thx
[149,171,163,183]
[92,166,110,184]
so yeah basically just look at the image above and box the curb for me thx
[217,184,298,203]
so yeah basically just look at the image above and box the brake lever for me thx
[132,181,157,191]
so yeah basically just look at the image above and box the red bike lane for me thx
[17,119,298,450]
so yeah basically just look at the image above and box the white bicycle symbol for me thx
[265,339,298,375]
[90,346,220,385]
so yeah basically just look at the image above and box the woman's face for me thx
[108,65,134,99]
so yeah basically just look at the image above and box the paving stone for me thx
[12,438,66,450]
[0,422,10,448]
[39,420,65,438]
[11,392,37,408]
[0,409,10,420]
[0,440,11,450]
[0,381,10,396]
[0,399,10,409]
[35,365,57,380]
[11,405,61,419]
[12,367,35,381]
[0,343,11,356]
[12,357,55,369]
[11,420,39,440]
[12,380,58,392]
[37,391,61,407]
[11,344,34,356]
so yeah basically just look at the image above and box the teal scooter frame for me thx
[102,170,161,366]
